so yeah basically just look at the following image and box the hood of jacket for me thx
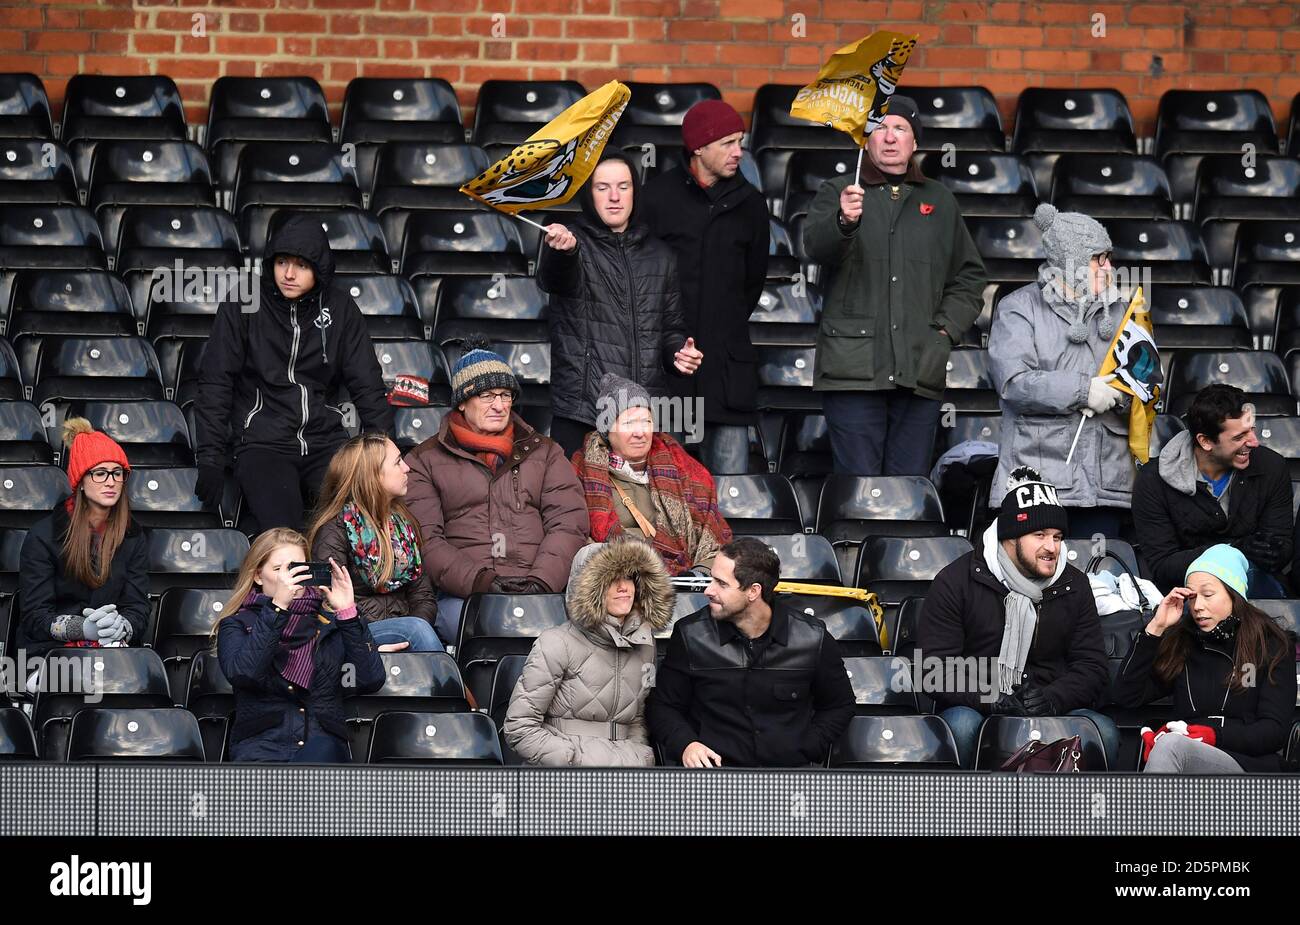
[576,151,643,231]
[260,212,336,311]
[1156,429,1200,497]
[565,539,674,632]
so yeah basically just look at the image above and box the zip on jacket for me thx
[288,304,309,455]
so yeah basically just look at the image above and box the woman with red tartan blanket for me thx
[571,374,732,577]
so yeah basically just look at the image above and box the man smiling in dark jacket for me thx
[194,213,394,532]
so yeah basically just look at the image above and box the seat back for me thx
[975,714,1109,771]
[367,711,504,764]
[829,714,960,768]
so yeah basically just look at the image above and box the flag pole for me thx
[854,142,865,187]
[1065,410,1088,466]
[462,191,552,232]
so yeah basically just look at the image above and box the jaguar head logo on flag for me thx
[462,137,580,208]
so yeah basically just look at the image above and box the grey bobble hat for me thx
[1034,203,1111,278]
[594,373,653,436]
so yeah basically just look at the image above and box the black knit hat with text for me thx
[997,466,1069,541]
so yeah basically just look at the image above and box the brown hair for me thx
[305,434,420,587]
[60,416,131,588]
[211,528,309,645]
[1153,583,1291,692]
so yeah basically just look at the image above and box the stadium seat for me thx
[367,340,453,406]
[184,649,232,761]
[67,399,193,468]
[31,335,163,404]
[1149,286,1251,350]
[144,527,248,592]
[0,465,68,527]
[0,528,23,595]
[855,535,974,604]
[432,274,548,346]
[330,272,422,341]
[780,148,860,221]
[1062,536,1141,580]
[153,587,229,702]
[0,138,77,205]
[7,268,136,342]
[0,73,54,139]
[0,706,36,759]
[1164,350,1294,417]
[1154,89,1279,208]
[919,151,1038,218]
[393,405,450,451]
[749,280,820,347]
[345,651,470,764]
[0,401,50,464]
[367,710,504,765]
[1232,220,1300,289]
[714,473,803,534]
[1193,154,1300,271]
[777,412,832,477]
[115,203,242,276]
[128,467,220,530]
[1107,219,1211,285]
[829,714,960,768]
[471,79,587,153]
[843,655,918,714]
[768,216,802,278]
[906,86,1005,153]
[937,413,1001,453]
[1252,417,1300,479]
[61,75,188,189]
[974,714,1109,771]
[456,592,569,708]
[966,217,1044,284]
[749,84,856,200]
[816,475,947,542]
[1251,598,1300,639]
[1147,413,1185,459]
[1050,153,1174,221]
[233,142,361,220]
[943,347,1000,413]
[68,707,205,762]
[612,82,721,149]
[488,653,527,764]
[245,207,388,275]
[31,647,173,761]
[782,593,882,657]
[342,78,464,194]
[756,345,819,411]
[399,209,527,278]
[87,140,215,257]
[1013,88,1138,195]
[370,142,491,243]
[0,204,106,270]
[744,533,840,583]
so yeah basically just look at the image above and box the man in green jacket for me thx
[803,96,986,476]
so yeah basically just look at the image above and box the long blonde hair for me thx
[306,434,420,587]
[61,418,130,588]
[212,528,309,643]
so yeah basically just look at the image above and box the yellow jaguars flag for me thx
[789,31,920,145]
[1098,287,1163,463]
[460,80,631,214]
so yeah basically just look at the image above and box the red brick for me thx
[93,32,129,54]
[362,62,427,77]
[1090,50,1123,71]
[1191,28,1243,49]
[415,0,475,8]
[380,0,413,9]
[672,67,734,86]
[682,0,720,15]
[1143,28,1178,48]
[384,38,414,57]
[989,2,1022,23]
[42,55,81,77]
[0,32,22,51]
[734,22,767,41]
[734,67,773,87]
[134,33,177,54]
[533,19,564,36]
[215,36,279,55]
[155,10,195,30]
[229,12,262,31]
[416,39,483,59]
[940,2,990,21]
[565,19,629,38]
[582,0,613,12]
[179,35,211,54]
[940,47,991,69]
[1024,2,1093,25]
[265,12,328,32]
[27,31,91,53]
[224,60,257,77]
[821,0,887,19]
[462,64,532,85]
[0,7,42,28]
[727,44,784,66]
[283,37,313,56]
[617,42,682,65]
[1128,4,1185,25]
[1228,53,1289,73]
[482,41,512,59]
[331,13,361,33]
[1244,30,1279,50]
[631,20,664,40]
[522,0,579,10]
[989,48,1022,69]
[581,42,613,61]
[330,61,362,83]
[263,61,326,81]
[1284,31,1300,51]
[618,0,680,16]
[157,58,222,79]
[1192,51,1225,71]
[570,66,620,85]
[720,0,782,17]
[667,20,732,41]
[940,24,974,44]
[629,66,670,81]
[363,14,429,34]
[45,9,79,29]
[314,0,377,8]
[1230,6,1294,27]
[315,37,381,56]
[1044,26,1083,46]
[516,41,580,60]
[974,25,1043,46]
[785,44,826,66]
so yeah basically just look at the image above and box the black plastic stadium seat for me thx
[87,140,215,259]
[816,475,947,542]
[341,77,462,144]
[975,715,1109,771]
[345,651,469,764]
[744,533,841,584]
[61,75,188,189]
[1149,286,1251,350]
[488,653,527,764]
[1107,219,1211,285]
[0,73,54,139]
[367,711,504,765]
[370,142,491,229]
[855,535,974,603]
[144,527,249,592]
[233,142,361,219]
[749,280,820,348]
[1232,221,1300,289]
[1193,154,1300,271]
[0,465,66,528]
[1050,153,1174,221]
[399,209,526,278]
[938,413,1002,453]
[749,84,856,199]
[471,79,587,152]
[829,714,960,769]
[245,207,388,275]
[713,473,802,535]
[67,707,205,762]
[0,528,23,595]
[779,149,859,221]
[184,651,234,762]
[756,345,819,412]
[0,204,106,270]
[207,77,333,200]
[1148,413,1186,460]
[966,217,1044,285]
[153,588,229,701]
[611,82,721,149]
[782,594,882,657]
[943,347,1000,413]
[332,273,422,341]
[114,203,241,275]
[1164,350,1294,417]
[128,468,219,530]
[0,402,51,464]
[906,85,1004,153]
[842,656,918,714]
[432,274,548,345]
[73,399,193,468]
[1251,598,1300,640]
[1013,87,1138,196]
[0,138,77,205]
[31,336,163,404]
[367,340,452,405]
[1154,89,1279,208]
[919,151,1037,218]
[7,269,136,340]
[0,707,36,759]
[456,592,568,708]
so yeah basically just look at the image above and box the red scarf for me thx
[448,411,515,471]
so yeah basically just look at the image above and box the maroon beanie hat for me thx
[681,99,745,154]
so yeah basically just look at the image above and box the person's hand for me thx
[1018,685,1055,717]
[1235,534,1282,573]
[1147,586,1193,637]
[322,557,355,613]
[492,576,548,594]
[989,691,1027,716]
[543,223,577,252]
[682,741,723,768]
[269,563,312,611]
[194,465,226,511]
[378,641,410,653]
[1083,374,1122,418]
[838,183,864,224]
[96,610,131,644]
[673,337,703,375]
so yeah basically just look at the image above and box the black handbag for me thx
[1085,550,1155,659]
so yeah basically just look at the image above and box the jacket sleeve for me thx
[932,206,987,345]
[338,301,394,438]
[743,196,770,317]
[404,569,439,625]
[18,526,69,645]
[659,252,688,375]
[801,179,856,266]
[1132,470,1209,592]
[916,565,988,711]
[526,443,591,593]
[1210,642,1296,756]
[117,533,152,645]
[403,450,486,597]
[217,602,288,694]
[988,293,1092,415]
[1110,629,1174,708]
[645,625,700,761]
[502,633,578,766]
[535,238,582,298]
[799,630,856,762]
[336,616,385,695]
[1257,462,1294,568]
[1038,588,1109,712]
[194,302,245,469]
[311,523,399,624]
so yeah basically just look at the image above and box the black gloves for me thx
[194,465,227,511]
[989,691,1027,716]
[491,576,550,594]
[1017,684,1056,717]
[1234,534,1281,574]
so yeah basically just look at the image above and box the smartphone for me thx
[289,561,333,586]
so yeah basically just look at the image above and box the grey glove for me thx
[97,612,132,643]
[82,605,124,643]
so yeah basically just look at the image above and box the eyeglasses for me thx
[87,468,127,483]
[1093,251,1112,265]
[474,390,514,405]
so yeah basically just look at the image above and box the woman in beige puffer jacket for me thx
[503,539,674,766]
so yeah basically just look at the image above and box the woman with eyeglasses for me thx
[988,204,1136,539]
[18,419,150,657]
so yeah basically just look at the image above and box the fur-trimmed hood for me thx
[565,540,674,631]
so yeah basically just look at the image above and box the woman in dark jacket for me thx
[1113,544,1296,773]
[307,433,442,651]
[537,152,703,457]
[216,526,385,762]
[19,419,149,658]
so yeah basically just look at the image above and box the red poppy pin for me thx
[1017,512,1028,521]
[920,202,935,215]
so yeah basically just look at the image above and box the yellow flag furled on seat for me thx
[460,80,630,213]
[788,31,920,145]
[1098,286,1163,463]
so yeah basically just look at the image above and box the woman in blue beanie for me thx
[1112,544,1295,772]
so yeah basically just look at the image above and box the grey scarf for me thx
[982,523,1065,695]
[1037,262,1118,345]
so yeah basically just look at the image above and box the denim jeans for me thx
[941,704,1121,771]
[435,593,466,649]
[366,616,444,652]
[821,389,941,476]
[1247,567,1289,600]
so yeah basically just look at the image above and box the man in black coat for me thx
[918,466,1115,769]
[1132,384,1294,597]
[647,536,854,767]
[639,100,769,471]
[194,213,394,533]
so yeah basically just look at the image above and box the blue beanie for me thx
[1185,544,1249,599]
[451,339,518,406]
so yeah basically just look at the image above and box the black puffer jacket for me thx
[195,213,393,467]
[537,154,687,426]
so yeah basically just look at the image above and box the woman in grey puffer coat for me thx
[503,539,673,766]
[988,203,1136,533]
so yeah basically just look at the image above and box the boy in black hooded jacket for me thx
[194,213,394,533]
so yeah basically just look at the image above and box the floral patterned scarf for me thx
[341,502,423,592]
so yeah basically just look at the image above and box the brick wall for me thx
[4,0,1300,137]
